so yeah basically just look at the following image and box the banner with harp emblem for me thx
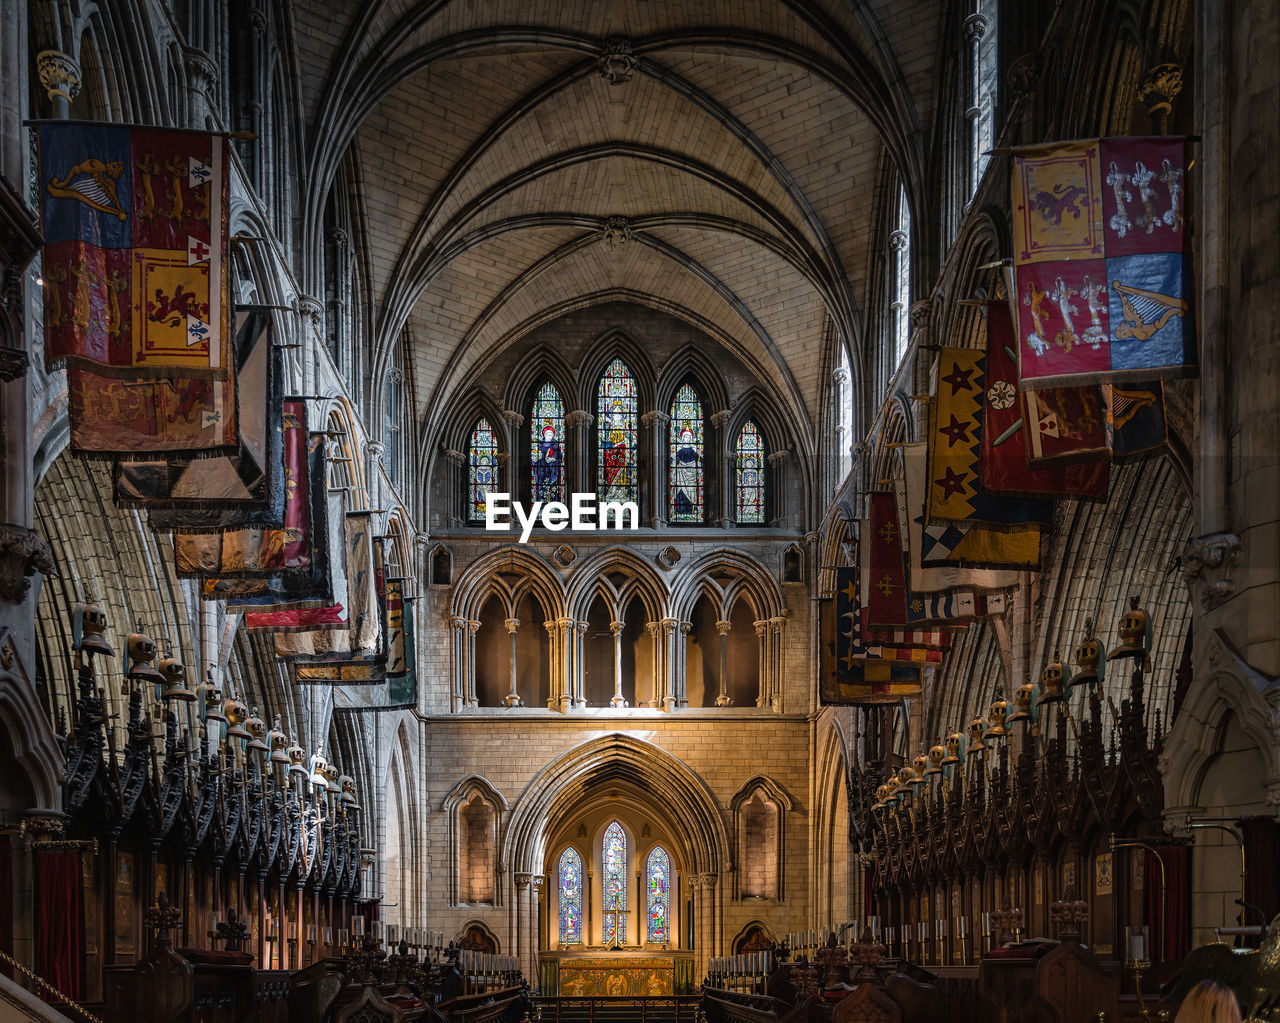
[38,123,230,379]
[1012,136,1194,388]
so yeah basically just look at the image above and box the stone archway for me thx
[503,733,730,981]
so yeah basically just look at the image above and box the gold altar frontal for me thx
[541,951,695,996]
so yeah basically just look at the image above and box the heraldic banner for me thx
[39,122,230,378]
[1011,136,1194,388]
[821,566,923,706]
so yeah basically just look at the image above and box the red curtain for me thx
[1145,845,1189,963]
[0,837,11,980]
[35,849,82,1002]
[1240,817,1280,927]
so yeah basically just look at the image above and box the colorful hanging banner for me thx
[242,489,348,633]
[820,568,925,705]
[900,445,1023,591]
[864,494,909,628]
[38,123,230,378]
[176,404,317,578]
[1023,380,1165,464]
[982,302,1108,499]
[1012,136,1194,387]
[1102,381,1167,460]
[929,347,1055,529]
[114,308,284,522]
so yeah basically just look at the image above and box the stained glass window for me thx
[558,847,583,944]
[735,421,765,523]
[602,821,627,945]
[597,358,637,506]
[468,418,497,523]
[530,382,565,504]
[668,384,704,522]
[646,846,671,944]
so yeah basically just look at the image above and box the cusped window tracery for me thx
[530,382,565,505]
[735,421,765,524]
[668,384,704,523]
[468,417,497,523]
[597,358,638,506]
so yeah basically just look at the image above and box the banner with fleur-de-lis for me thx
[1011,136,1195,387]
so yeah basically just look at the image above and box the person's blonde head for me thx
[1175,980,1242,1023]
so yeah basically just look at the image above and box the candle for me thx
[339,928,349,947]
[353,915,365,937]
[308,925,317,944]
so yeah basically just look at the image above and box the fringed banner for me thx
[114,307,285,524]
[176,403,319,578]
[982,301,1108,499]
[1012,136,1194,388]
[900,444,1022,591]
[819,566,925,705]
[38,123,230,379]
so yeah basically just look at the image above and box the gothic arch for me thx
[502,343,578,424]
[729,776,793,901]
[503,733,729,878]
[577,329,657,415]
[565,546,669,624]
[451,547,566,623]
[655,343,731,417]
[668,550,784,623]
[443,775,510,908]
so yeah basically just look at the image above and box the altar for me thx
[538,951,697,995]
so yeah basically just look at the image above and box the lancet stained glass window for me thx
[558,847,583,944]
[530,382,565,504]
[468,418,497,522]
[735,421,765,523]
[602,821,628,945]
[597,358,637,506]
[646,846,671,944]
[668,384,704,522]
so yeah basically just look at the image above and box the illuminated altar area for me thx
[538,801,699,994]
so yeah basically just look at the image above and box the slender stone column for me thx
[444,450,466,526]
[676,622,692,707]
[710,409,733,527]
[768,617,786,712]
[449,616,468,712]
[502,618,523,707]
[660,618,679,711]
[544,619,563,711]
[566,410,593,496]
[715,620,733,706]
[645,622,662,707]
[641,410,670,528]
[753,620,769,707]
[609,621,628,707]
[465,621,480,706]
[767,450,790,527]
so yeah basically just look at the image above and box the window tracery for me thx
[558,847,583,944]
[891,185,912,367]
[735,421,765,524]
[646,846,671,944]
[530,382,565,504]
[597,358,638,506]
[602,820,628,944]
[468,418,497,523]
[668,384,704,522]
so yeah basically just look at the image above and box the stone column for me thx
[448,617,467,713]
[514,873,532,980]
[503,619,523,707]
[753,620,769,708]
[551,618,577,712]
[715,620,733,706]
[609,621,628,707]
[367,441,385,513]
[768,617,786,712]
[565,410,593,496]
[465,620,480,706]
[35,49,79,119]
[184,47,218,128]
[444,449,466,527]
[544,619,563,711]
[641,410,670,528]
[501,410,523,496]
[645,622,662,708]
[573,622,588,708]
[676,622,692,707]
[767,450,790,528]
[660,618,679,711]
[710,409,733,527]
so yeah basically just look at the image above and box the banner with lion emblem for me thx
[1011,136,1194,388]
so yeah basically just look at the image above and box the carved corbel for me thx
[0,524,56,603]
[1181,532,1242,610]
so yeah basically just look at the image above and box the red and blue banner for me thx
[1012,136,1194,387]
[39,123,230,378]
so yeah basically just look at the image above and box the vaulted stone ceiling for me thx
[293,0,948,451]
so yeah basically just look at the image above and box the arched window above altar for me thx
[646,846,671,944]
[602,820,628,945]
[558,847,583,944]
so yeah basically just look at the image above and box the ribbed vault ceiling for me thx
[293,0,946,441]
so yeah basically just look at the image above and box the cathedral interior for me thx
[0,0,1277,1021]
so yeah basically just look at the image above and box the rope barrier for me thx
[0,950,104,1023]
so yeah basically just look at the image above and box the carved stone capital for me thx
[367,441,385,464]
[1006,53,1041,99]
[642,410,670,429]
[183,47,219,89]
[1265,780,1280,808]
[909,299,932,332]
[1138,62,1183,117]
[444,448,466,466]
[766,450,790,467]
[962,13,987,43]
[21,813,65,841]
[504,618,521,635]
[296,295,324,332]
[609,621,625,636]
[502,409,524,428]
[1181,532,1242,610]
[36,50,81,103]
[710,409,733,430]
[601,215,633,248]
[0,524,56,604]
[715,620,733,637]
[566,409,594,429]
[597,38,637,85]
